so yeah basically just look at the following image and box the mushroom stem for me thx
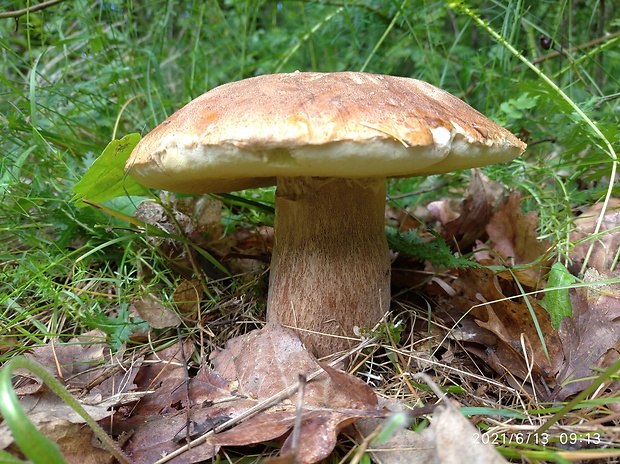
[267,176,390,357]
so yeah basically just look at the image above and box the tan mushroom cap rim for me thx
[126,72,526,193]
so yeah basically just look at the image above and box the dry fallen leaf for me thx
[0,331,142,460]
[173,279,204,319]
[485,192,552,287]
[12,330,140,400]
[450,267,563,389]
[569,199,620,275]
[432,169,504,252]
[556,268,620,400]
[0,386,121,452]
[132,294,181,329]
[428,191,564,392]
[354,398,435,464]
[356,393,507,463]
[117,324,378,464]
[432,402,508,464]
[3,420,115,464]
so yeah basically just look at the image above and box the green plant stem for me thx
[274,7,343,72]
[448,1,619,277]
[507,268,550,364]
[359,0,405,72]
[0,356,134,464]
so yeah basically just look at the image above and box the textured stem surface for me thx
[267,176,390,357]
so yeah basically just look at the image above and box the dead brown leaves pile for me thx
[417,173,620,401]
[0,331,143,464]
[1,325,379,464]
[121,323,379,464]
[555,199,620,400]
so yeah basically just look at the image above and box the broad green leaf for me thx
[72,134,150,207]
[541,262,575,329]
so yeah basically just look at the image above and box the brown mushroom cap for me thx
[126,72,525,192]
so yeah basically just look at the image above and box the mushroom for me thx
[126,72,526,357]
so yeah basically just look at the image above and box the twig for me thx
[595,92,620,107]
[0,0,66,19]
[387,182,450,200]
[290,374,307,461]
[530,31,620,65]
[177,328,192,447]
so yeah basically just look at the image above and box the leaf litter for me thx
[0,330,144,463]
[426,187,620,402]
[4,172,620,462]
[113,323,379,463]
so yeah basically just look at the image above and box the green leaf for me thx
[374,412,409,444]
[90,304,149,352]
[72,134,150,207]
[459,407,527,419]
[541,262,575,329]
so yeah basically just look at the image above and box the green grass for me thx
[2,0,620,461]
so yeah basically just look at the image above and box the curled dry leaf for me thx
[132,294,181,329]
[451,267,563,389]
[168,194,223,234]
[173,279,204,320]
[356,396,508,463]
[135,194,222,239]
[431,403,508,464]
[432,169,504,251]
[434,191,566,393]
[134,195,229,280]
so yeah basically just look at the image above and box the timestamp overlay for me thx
[473,431,603,447]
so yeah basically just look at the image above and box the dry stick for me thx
[177,328,193,447]
[290,374,307,461]
[530,31,620,65]
[0,0,66,18]
[153,337,378,464]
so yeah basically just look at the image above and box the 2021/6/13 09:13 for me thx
[473,432,602,446]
